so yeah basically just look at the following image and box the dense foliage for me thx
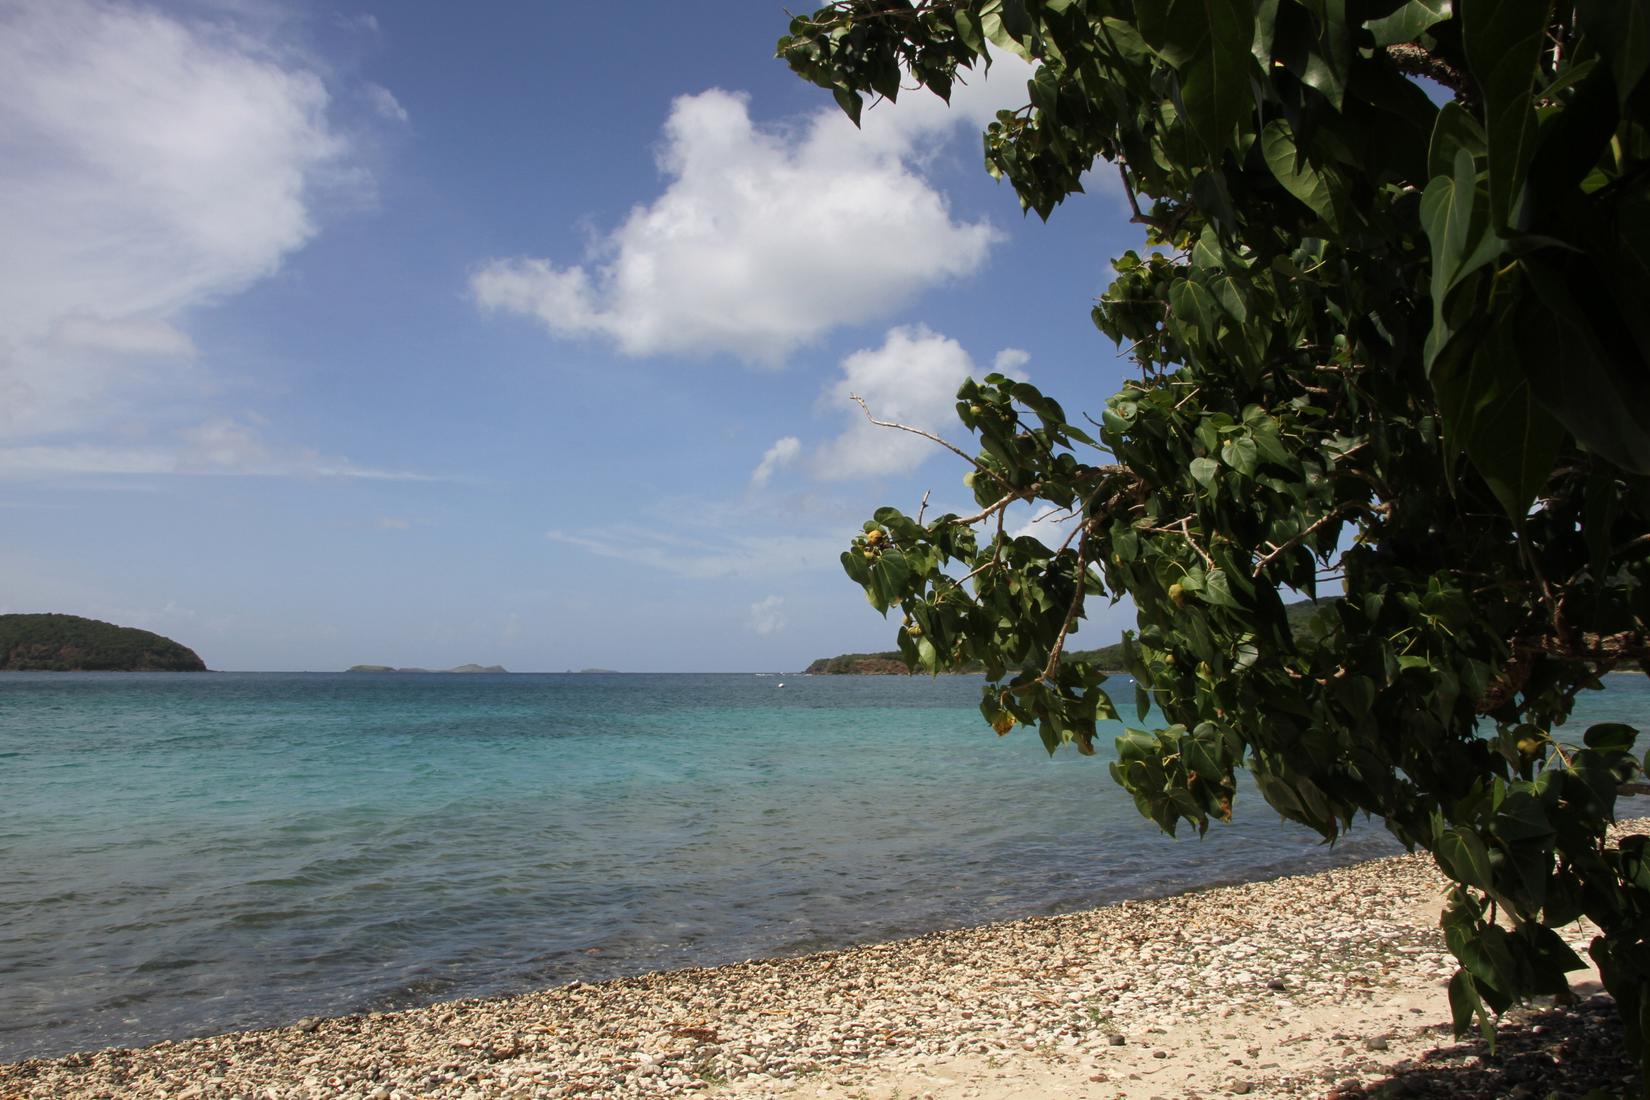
[779,0,1650,1065]
[0,613,206,671]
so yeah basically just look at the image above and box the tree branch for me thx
[850,394,1009,490]
[1251,502,1378,579]
[1042,529,1091,682]
[1385,43,1479,111]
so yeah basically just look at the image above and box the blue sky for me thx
[2,0,1148,671]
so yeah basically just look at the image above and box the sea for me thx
[2,670,1646,1062]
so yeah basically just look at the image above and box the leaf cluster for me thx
[780,0,1650,1070]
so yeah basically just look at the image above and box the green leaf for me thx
[917,635,938,674]
[1169,279,1222,345]
[953,8,986,55]
[1585,722,1639,754]
[1461,0,1552,228]
[1439,827,1495,891]
[1296,0,1352,108]
[1220,435,1259,477]
[1576,0,1650,107]
[1136,0,1257,155]
[1261,119,1339,227]
[1447,968,1494,1042]
[832,85,863,126]
[1427,101,1486,182]
[1203,569,1240,608]
[1190,456,1221,491]
[1365,0,1453,47]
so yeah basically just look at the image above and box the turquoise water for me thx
[1,671,1645,1061]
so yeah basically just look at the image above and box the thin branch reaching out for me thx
[951,486,1037,528]
[1251,503,1374,578]
[1042,529,1091,682]
[916,489,930,526]
[850,394,1008,490]
[1141,516,1215,570]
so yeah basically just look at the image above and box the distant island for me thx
[0,613,207,672]
[807,601,1331,675]
[805,644,1124,676]
[346,664,508,673]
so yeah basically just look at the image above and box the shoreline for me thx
[5,823,1645,1099]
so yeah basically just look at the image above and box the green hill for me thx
[0,613,207,672]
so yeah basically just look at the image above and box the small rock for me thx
[1364,1035,1389,1051]
[1152,1050,1168,1060]
[1107,1034,1127,1047]
[1228,1082,1252,1096]
[1266,978,1289,991]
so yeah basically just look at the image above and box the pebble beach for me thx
[4,821,1644,1100]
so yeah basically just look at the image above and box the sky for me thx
[1,0,1152,672]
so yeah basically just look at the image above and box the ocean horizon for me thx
[3,670,1645,1062]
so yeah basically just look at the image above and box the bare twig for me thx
[850,394,1008,490]
[916,489,930,526]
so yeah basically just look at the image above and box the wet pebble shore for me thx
[3,826,1642,1100]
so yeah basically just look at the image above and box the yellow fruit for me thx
[866,529,885,544]
[1168,582,1186,606]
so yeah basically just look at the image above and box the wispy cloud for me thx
[749,595,785,636]
[0,0,407,481]
[548,524,845,582]
[471,56,1035,365]
[751,436,801,487]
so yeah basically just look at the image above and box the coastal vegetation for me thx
[780,0,1650,1069]
[0,613,206,672]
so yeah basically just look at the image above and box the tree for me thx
[779,0,1650,1070]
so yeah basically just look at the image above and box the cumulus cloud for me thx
[812,326,1011,480]
[751,436,801,487]
[749,595,786,636]
[471,56,1035,364]
[0,0,395,479]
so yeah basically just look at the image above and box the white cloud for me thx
[1006,501,1082,546]
[364,82,408,124]
[992,347,1032,377]
[751,435,801,487]
[471,56,1035,365]
[811,325,981,479]
[749,595,786,636]
[0,0,392,480]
